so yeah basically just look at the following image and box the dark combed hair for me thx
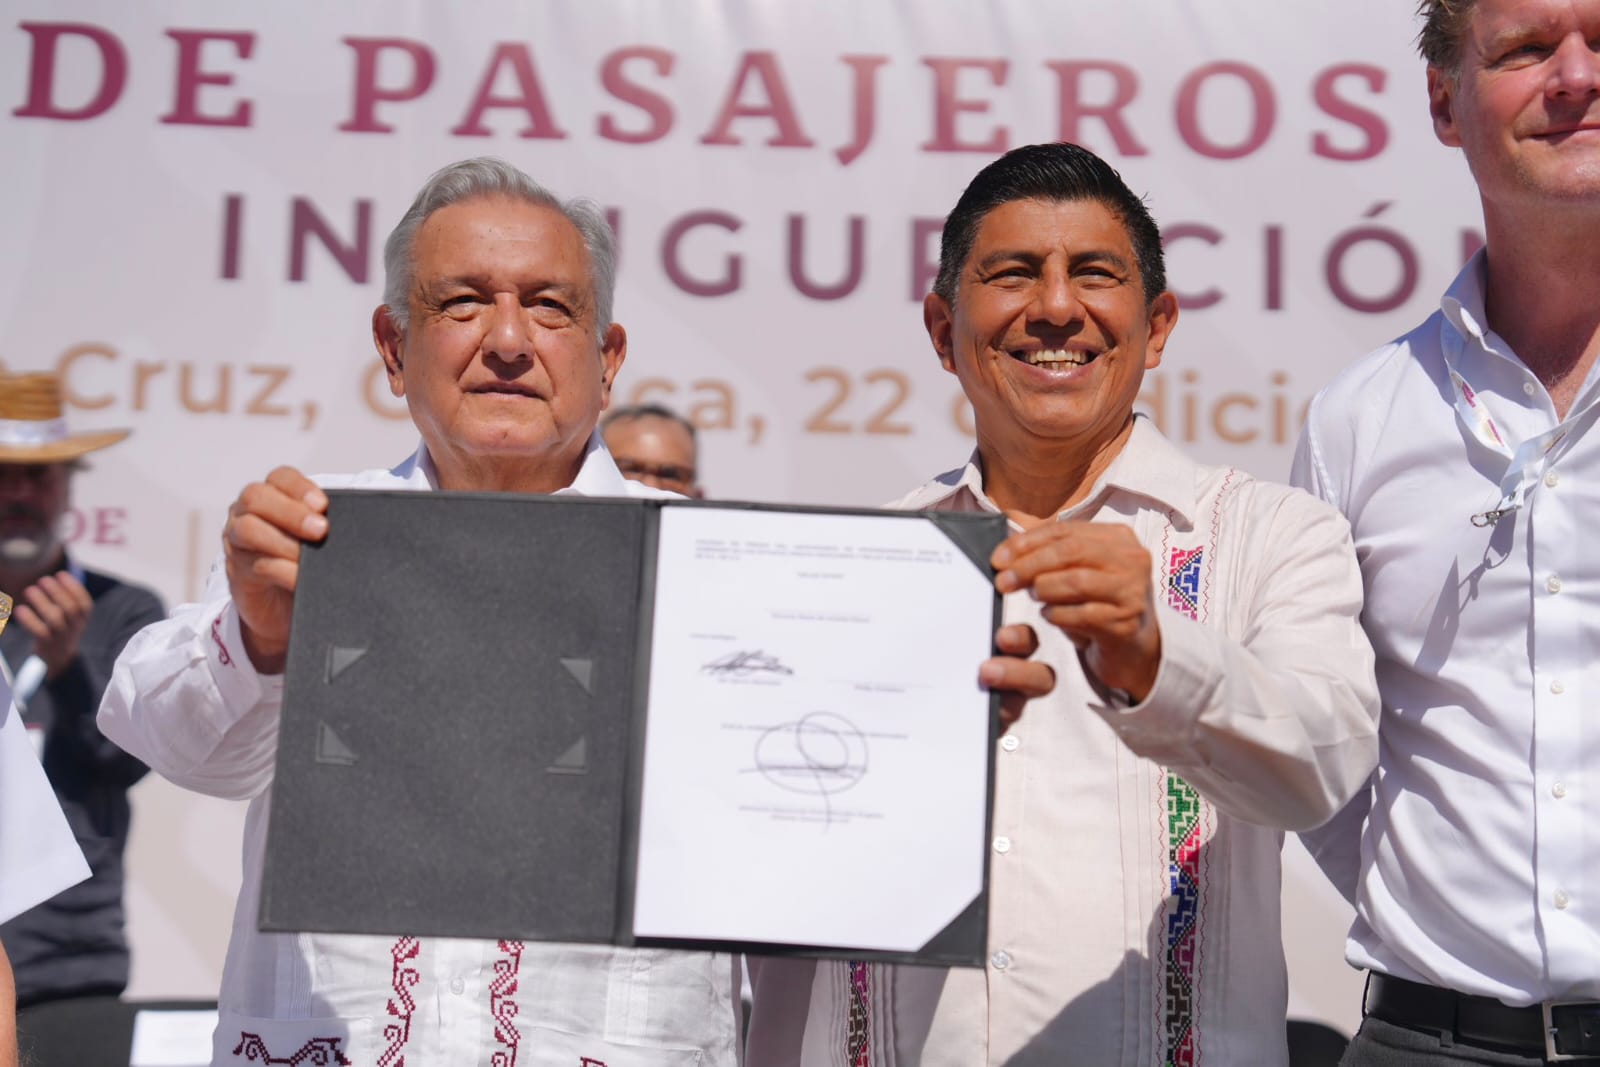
[931,142,1166,306]
[1416,0,1476,72]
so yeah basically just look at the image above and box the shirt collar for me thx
[393,431,632,497]
[901,415,1200,528]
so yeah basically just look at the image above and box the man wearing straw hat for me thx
[0,372,164,1011]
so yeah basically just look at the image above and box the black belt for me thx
[1366,972,1600,1062]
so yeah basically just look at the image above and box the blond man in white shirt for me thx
[746,141,1380,1067]
[1295,1,1600,1063]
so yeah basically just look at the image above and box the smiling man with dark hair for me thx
[746,141,1380,1067]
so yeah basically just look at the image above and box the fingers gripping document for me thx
[633,506,996,956]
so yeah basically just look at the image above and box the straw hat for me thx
[0,372,131,463]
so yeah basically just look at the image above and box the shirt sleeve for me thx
[97,558,283,802]
[1090,487,1380,832]
[1289,410,1373,902]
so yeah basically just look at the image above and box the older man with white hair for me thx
[99,158,737,1067]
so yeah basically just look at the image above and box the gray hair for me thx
[381,157,617,342]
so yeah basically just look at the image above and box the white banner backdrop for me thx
[3,0,1483,1034]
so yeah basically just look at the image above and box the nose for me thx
[1549,32,1600,97]
[1030,263,1083,327]
[482,293,534,365]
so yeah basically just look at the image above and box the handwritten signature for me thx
[702,650,795,677]
[749,712,868,828]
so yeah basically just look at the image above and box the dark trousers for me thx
[1343,1016,1600,1066]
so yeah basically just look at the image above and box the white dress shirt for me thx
[99,435,742,1067]
[0,672,89,924]
[1295,251,1600,1007]
[745,418,1379,1067]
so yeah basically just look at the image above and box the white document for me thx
[130,1010,219,1066]
[633,506,995,953]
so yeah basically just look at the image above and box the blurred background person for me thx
[0,373,165,1011]
[601,402,704,497]
[0,594,91,1067]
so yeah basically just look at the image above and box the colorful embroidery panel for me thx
[847,961,871,1067]
[1162,542,1208,1067]
[1164,775,1204,1067]
[1166,547,1203,619]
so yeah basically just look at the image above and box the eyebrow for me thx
[1479,17,1563,56]
[423,275,586,301]
[973,248,1134,275]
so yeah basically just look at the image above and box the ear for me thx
[924,292,957,375]
[1143,291,1179,371]
[1427,66,1462,148]
[373,305,407,398]
[598,323,628,411]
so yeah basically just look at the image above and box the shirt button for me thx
[1545,470,1561,489]
[1547,574,1563,594]
[1000,735,1020,752]
[1523,381,1537,397]
[1553,782,1569,799]
[993,836,1012,854]
[450,976,466,995]
[1551,680,1567,695]
[990,950,1012,971]
[1555,890,1571,910]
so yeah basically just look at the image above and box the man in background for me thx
[1295,0,1600,1061]
[602,402,704,497]
[0,373,163,1011]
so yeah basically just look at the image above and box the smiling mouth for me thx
[1011,348,1096,368]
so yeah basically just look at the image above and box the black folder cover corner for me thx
[259,490,1003,967]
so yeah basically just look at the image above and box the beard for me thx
[0,508,59,572]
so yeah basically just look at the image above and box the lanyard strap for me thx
[1443,331,1600,526]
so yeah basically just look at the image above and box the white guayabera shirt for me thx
[746,417,1381,1067]
[1295,251,1600,1007]
[99,435,742,1067]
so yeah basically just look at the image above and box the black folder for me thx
[259,490,1002,966]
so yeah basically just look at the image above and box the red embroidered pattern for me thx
[579,1059,610,1066]
[378,936,421,1067]
[231,1035,351,1065]
[490,939,524,1067]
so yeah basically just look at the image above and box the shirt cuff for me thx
[203,602,281,714]
[1087,611,1223,763]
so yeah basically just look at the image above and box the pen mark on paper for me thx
[749,712,868,827]
[702,650,795,678]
